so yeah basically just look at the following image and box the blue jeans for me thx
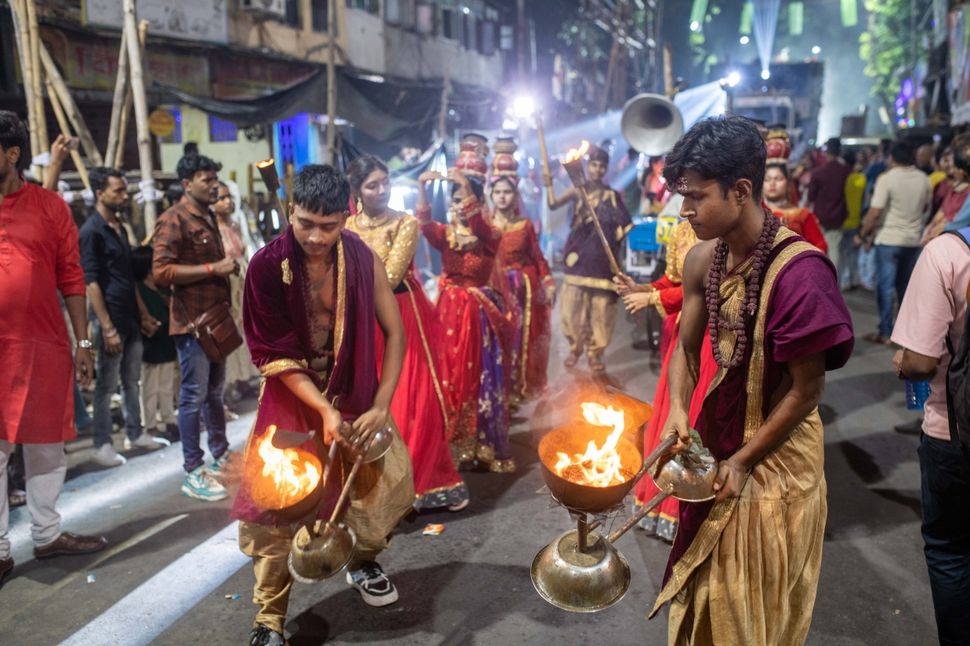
[93,324,144,447]
[874,245,921,337]
[918,434,970,645]
[174,334,228,473]
[838,228,861,288]
[73,383,91,431]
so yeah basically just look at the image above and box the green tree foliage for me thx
[859,0,928,108]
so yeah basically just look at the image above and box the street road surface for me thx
[0,290,935,645]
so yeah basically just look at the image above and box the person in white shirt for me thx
[857,141,932,344]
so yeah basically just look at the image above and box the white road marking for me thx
[59,521,248,646]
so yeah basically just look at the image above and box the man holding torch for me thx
[546,143,632,373]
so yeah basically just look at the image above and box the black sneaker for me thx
[249,624,285,646]
[345,561,399,607]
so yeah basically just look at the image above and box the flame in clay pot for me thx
[255,425,321,508]
[554,403,631,488]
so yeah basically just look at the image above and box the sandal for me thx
[863,332,893,346]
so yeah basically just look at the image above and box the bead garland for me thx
[705,210,780,369]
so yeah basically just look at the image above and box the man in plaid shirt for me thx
[153,154,239,501]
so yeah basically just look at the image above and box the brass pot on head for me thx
[620,93,685,156]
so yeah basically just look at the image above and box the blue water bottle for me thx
[904,379,931,410]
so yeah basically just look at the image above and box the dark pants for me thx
[174,334,228,473]
[875,244,921,337]
[93,324,144,447]
[918,434,970,645]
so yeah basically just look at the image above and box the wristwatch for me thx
[77,339,93,350]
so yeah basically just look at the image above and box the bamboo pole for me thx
[24,0,48,180]
[437,66,451,140]
[123,0,157,231]
[105,27,129,169]
[39,43,103,165]
[116,21,147,169]
[46,78,90,191]
[326,0,337,165]
[7,0,40,178]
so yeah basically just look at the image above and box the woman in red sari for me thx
[615,219,717,542]
[346,155,469,512]
[488,139,554,404]
[416,151,514,473]
[763,128,828,252]
[764,164,828,252]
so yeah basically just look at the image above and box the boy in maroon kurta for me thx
[232,165,411,646]
[651,117,854,645]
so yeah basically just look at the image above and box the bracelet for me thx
[104,329,119,338]
[205,263,213,274]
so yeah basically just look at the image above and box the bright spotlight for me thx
[509,95,536,120]
[388,184,415,212]
[760,69,771,80]
[690,20,701,32]
[811,45,821,55]
[725,71,742,87]
[739,36,750,45]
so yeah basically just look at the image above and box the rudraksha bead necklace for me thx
[706,209,780,369]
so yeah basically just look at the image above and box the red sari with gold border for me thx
[347,213,469,510]
[494,218,553,402]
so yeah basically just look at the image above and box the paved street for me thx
[0,289,936,645]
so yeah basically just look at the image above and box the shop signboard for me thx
[82,0,229,45]
[43,30,210,97]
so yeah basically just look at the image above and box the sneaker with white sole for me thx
[248,624,285,646]
[123,433,171,451]
[180,465,227,502]
[90,443,127,467]
[346,561,399,607]
[207,450,236,478]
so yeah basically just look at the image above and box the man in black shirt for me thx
[79,167,166,467]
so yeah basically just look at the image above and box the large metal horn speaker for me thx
[620,93,684,156]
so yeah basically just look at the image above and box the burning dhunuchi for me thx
[249,425,323,512]
[553,403,635,488]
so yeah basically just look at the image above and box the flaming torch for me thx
[256,158,285,219]
[561,142,622,276]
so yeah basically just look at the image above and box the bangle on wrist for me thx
[104,328,119,338]
[205,263,213,274]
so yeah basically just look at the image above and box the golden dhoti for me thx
[559,280,618,359]
[239,431,414,634]
[653,232,830,645]
[661,413,828,645]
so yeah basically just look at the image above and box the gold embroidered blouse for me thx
[346,210,419,289]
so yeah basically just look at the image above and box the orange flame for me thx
[554,403,629,487]
[256,425,321,507]
[564,140,590,164]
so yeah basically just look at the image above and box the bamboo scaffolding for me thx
[24,0,48,177]
[105,27,129,169]
[46,78,90,191]
[115,21,147,168]
[8,0,41,179]
[39,42,103,165]
[123,0,156,230]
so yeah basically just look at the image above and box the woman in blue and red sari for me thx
[488,139,555,404]
[346,155,469,512]
[416,149,514,473]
